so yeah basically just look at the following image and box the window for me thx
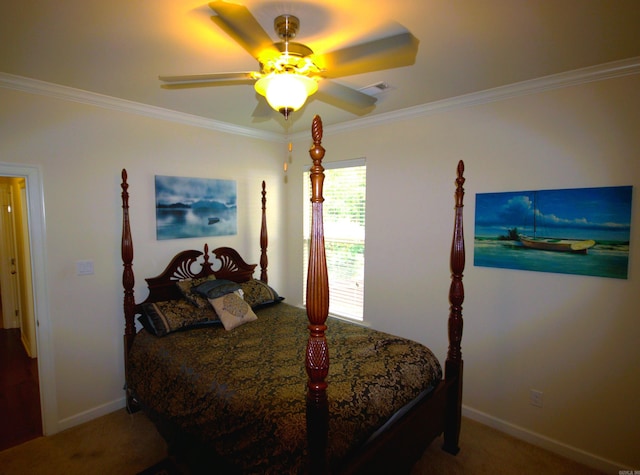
[303,159,366,321]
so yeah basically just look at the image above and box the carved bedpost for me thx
[121,169,136,352]
[260,181,268,283]
[306,115,330,400]
[443,160,465,454]
[305,115,330,473]
[122,169,139,413]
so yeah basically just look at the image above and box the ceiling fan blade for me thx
[159,72,256,89]
[318,31,419,78]
[317,80,377,109]
[209,1,277,59]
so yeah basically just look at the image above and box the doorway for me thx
[0,176,42,450]
[0,163,55,447]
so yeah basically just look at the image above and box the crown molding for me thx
[305,55,640,140]
[3,55,639,143]
[0,72,282,142]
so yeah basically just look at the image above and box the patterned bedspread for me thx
[127,303,442,473]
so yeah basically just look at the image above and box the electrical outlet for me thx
[530,389,543,408]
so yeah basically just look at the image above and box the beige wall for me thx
[284,74,639,470]
[1,71,638,470]
[0,88,286,429]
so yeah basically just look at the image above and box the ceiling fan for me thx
[159,1,419,120]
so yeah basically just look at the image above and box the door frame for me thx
[0,162,57,436]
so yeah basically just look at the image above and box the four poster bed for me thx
[121,115,466,474]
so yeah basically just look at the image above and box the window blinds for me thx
[303,159,366,320]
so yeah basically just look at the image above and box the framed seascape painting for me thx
[474,186,633,279]
[155,175,237,240]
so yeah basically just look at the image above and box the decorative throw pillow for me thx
[140,298,220,336]
[176,275,217,309]
[239,279,284,309]
[209,292,257,331]
[195,278,241,299]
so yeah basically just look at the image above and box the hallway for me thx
[0,327,42,451]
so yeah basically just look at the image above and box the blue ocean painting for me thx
[155,175,237,240]
[474,186,633,279]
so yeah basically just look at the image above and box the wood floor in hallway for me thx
[0,328,42,451]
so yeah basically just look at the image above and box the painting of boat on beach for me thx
[155,175,237,240]
[474,186,633,279]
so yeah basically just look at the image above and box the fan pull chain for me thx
[284,141,292,172]
[288,142,294,170]
[284,120,292,174]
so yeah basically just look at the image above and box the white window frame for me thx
[303,158,366,321]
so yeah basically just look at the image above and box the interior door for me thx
[0,183,20,329]
[18,183,37,357]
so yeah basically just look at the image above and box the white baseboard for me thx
[462,405,631,473]
[56,397,126,433]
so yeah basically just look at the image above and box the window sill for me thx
[296,304,369,328]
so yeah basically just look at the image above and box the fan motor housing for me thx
[274,14,299,40]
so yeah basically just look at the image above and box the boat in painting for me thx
[518,191,595,254]
[518,234,595,254]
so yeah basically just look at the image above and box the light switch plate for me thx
[76,260,94,275]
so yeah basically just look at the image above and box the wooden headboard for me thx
[120,173,268,352]
[138,245,257,306]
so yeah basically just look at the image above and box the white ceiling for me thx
[2,0,640,135]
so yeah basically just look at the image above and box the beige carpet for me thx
[0,409,603,475]
[0,409,166,475]
[412,418,604,475]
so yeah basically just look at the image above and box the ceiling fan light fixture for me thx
[255,73,318,118]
